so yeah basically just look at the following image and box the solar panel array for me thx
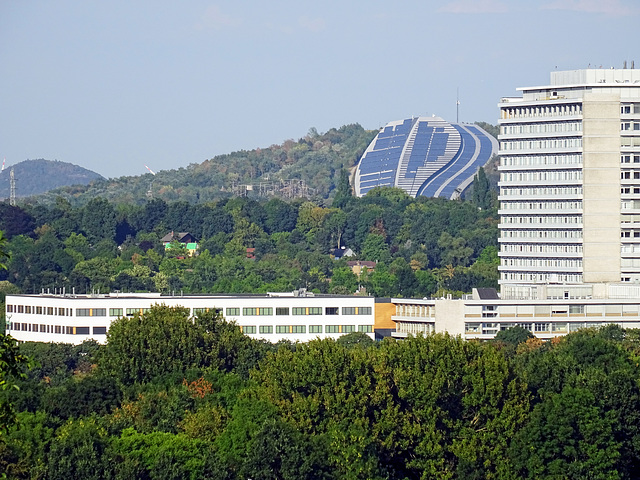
[355,117,497,199]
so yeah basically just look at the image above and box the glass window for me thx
[308,307,321,315]
[276,307,289,316]
[242,326,256,334]
[309,325,322,333]
[193,308,208,315]
[36,306,42,314]
[76,308,91,317]
[47,307,54,315]
[342,325,355,333]
[326,325,340,333]
[291,325,306,333]
[358,325,372,333]
[126,308,139,316]
[93,326,107,335]
[358,307,372,315]
[325,307,339,315]
[93,309,106,317]
[342,307,356,315]
[226,307,240,316]
[276,325,289,334]
[109,308,123,317]
[259,325,273,334]
[243,308,257,316]
[75,327,90,335]
[292,307,306,315]
[258,308,273,316]
[25,306,31,314]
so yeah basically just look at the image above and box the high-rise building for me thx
[498,68,640,295]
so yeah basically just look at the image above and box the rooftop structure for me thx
[354,116,497,198]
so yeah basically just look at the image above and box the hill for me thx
[0,159,104,199]
[33,124,377,206]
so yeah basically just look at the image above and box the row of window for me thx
[6,305,373,318]
[500,186,582,196]
[395,322,434,335]
[8,323,106,335]
[501,121,582,135]
[501,104,582,119]
[621,155,640,163]
[6,305,73,315]
[500,154,582,168]
[226,306,372,317]
[621,258,640,268]
[500,229,583,239]
[394,304,435,318]
[621,243,640,252]
[621,123,640,131]
[621,187,640,195]
[500,272,583,283]
[501,215,582,225]
[621,104,640,115]
[501,258,582,268]
[501,201,582,211]
[620,171,640,180]
[241,325,373,334]
[500,138,583,151]
[622,200,640,210]
[501,170,582,182]
[465,321,611,335]
[501,244,582,254]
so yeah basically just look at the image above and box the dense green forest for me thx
[0,160,104,199]
[2,308,640,479]
[0,183,499,312]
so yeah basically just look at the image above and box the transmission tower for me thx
[9,168,16,206]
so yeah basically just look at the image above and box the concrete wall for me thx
[582,92,621,283]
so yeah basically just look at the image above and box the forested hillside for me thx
[0,159,104,199]
[35,125,376,206]
[2,312,640,479]
[0,186,498,301]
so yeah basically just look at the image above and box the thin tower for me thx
[9,168,16,206]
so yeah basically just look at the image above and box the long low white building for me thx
[5,291,376,345]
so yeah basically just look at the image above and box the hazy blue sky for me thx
[1,0,638,178]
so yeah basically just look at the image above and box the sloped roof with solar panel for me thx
[354,116,498,199]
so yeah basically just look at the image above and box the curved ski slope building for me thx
[354,116,498,198]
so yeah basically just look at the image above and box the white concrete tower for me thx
[498,68,640,296]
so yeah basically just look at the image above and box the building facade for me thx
[354,116,497,199]
[5,291,376,345]
[498,68,640,293]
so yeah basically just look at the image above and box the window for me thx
[342,307,356,315]
[259,308,273,315]
[358,325,372,333]
[226,307,240,316]
[76,309,91,316]
[75,327,90,335]
[292,307,306,315]
[259,325,273,334]
[36,306,42,314]
[276,307,289,316]
[93,327,107,335]
[242,326,256,334]
[109,308,123,317]
[308,307,321,315]
[47,307,53,315]
[55,325,61,334]
[93,309,106,316]
[39,324,46,332]
[342,325,355,333]
[126,308,139,316]
[358,307,372,315]
[17,305,23,313]
[6,305,12,313]
[291,325,306,333]
[243,308,257,316]
[309,325,322,333]
[193,308,208,315]
[326,325,340,333]
[534,323,550,332]
[276,325,289,334]
[25,306,31,314]
[325,307,339,315]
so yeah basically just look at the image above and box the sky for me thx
[1,0,639,179]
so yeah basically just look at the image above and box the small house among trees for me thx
[161,232,198,257]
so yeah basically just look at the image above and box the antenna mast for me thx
[10,168,16,206]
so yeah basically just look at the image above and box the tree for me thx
[100,305,206,384]
[81,197,117,244]
[495,325,534,346]
[332,169,353,209]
